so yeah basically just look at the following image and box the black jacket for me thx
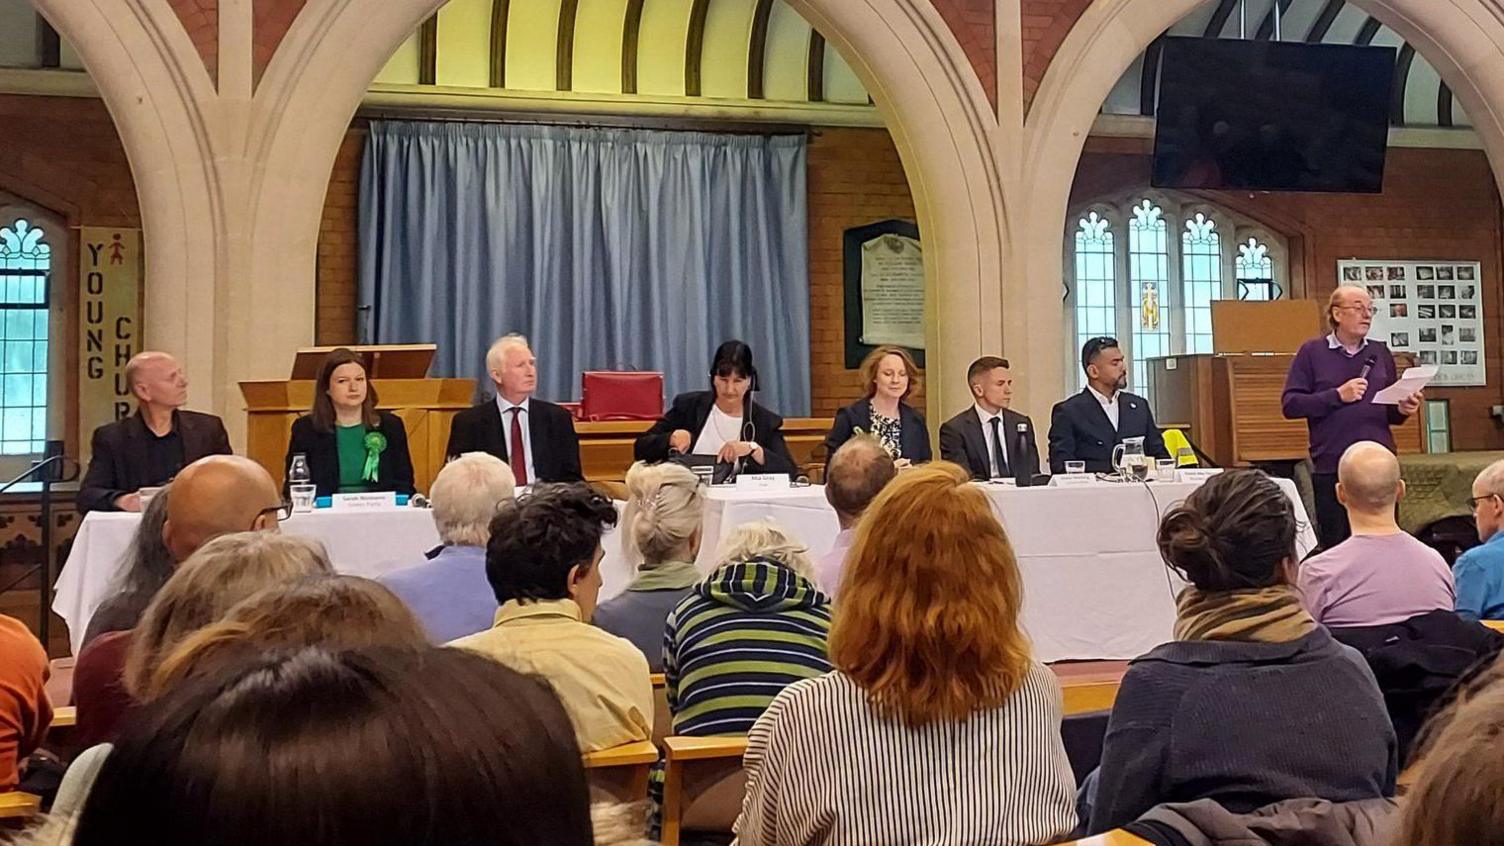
[285,411,415,498]
[822,398,931,468]
[444,397,583,483]
[78,409,232,514]
[1048,388,1169,474]
[634,391,796,476]
[937,406,1040,480]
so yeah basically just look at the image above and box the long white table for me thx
[54,478,1313,662]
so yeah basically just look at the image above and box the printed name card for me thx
[1176,468,1224,484]
[735,474,786,491]
[331,492,399,511]
[1050,474,1098,488]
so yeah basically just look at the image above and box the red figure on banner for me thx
[108,233,125,265]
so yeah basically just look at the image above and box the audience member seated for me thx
[1048,336,1168,474]
[938,356,1041,481]
[284,347,416,498]
[1297,441,1454,627]
[77,351,232,514]
[821,345,931,469]
[1397,667,1504,845]
[593,461,705,671]
[445,333,584,484]
[378,452,514,642]
[817,435,895,597]
[0,614,50,792]
[664,521,831,737]
[1455,458,1504,621]
[734,462,1077,845]
[1087,470,1396,834]
[160,454,286,564]
[79,486,173,649]
[73,532,331,747]
[146,575,429,699]
[634,340,796,478]
[450,484,653,752]
[45,648,622,846]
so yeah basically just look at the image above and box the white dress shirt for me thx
[973,404,1009,478]
[1087,384,1120,431]
[495,395,535,477]
[693,403,746,456]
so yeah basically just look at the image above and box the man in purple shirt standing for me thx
[1283,285,1422,548]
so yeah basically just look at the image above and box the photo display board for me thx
[1338,260,1486,387]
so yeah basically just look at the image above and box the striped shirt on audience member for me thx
[663,556,832,736]
[733,664,1078,845]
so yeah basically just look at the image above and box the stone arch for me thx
[34,0,1009,436]
[1022,0,1504,394]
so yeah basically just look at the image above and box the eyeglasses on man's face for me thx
[250,502,293,529]
[1339,305,1378,317]
[1468,493,1500,512]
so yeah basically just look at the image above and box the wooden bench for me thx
[1483,620,1504,633]
[660,736,748,846]
[582,740,659,803]
[0,791,41,821]
[1061,833,1152,845]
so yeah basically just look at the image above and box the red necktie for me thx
[509,407,529,486]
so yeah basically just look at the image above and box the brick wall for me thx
[929,0,998,110]
[167,0,219,87]
[1021,0,1093,110]
[316,125,921,419]
[1073,141,1504,451]
[254,0,310,88]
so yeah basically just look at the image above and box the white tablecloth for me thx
[54,478,1313,662]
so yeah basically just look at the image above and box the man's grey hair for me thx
[1477,459,1504,498]
[430,452,516,547]
[485,333,531,376]
[825,435,896,521]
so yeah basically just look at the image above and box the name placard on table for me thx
[330,492,399,511]
[1050,474,1099,488]
[734,474,787,492]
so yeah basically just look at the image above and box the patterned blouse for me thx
[867,408,902,458]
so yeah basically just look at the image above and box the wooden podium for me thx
[239,345,475,492]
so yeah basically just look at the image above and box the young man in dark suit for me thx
[938,356,1040,481]
[445,334,583,484]
[78,351,233,514]
[1047,336,1168,474]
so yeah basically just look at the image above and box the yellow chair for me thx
[582,740,659,804]
[0,791,41,821]
[659,736,748,846]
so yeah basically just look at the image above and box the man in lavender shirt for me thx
[1283,285,1423,548]
[817,435,895,597]
[1298,441,1453,627]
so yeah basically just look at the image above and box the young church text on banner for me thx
[78,228,141,464]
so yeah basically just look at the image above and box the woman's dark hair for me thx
[1156,469,1296,591]
[485,483,619,604]
[73,646,594,846]
[83,486,176,644]
[310,347,380,433]
[709,339,758,391]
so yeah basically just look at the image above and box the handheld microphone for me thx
[1358,355,1377,381]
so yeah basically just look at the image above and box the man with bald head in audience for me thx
[1454,459,1504,621]
[78,351,232,514]
[817,435,896,597]
[1297,440,1454,627]
[162,455,285,563]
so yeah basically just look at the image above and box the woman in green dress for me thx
[284,348,416,498]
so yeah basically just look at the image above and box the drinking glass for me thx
[1065,461,1086,474]
[289,483,317,514]
[1156,458,1177,480]
[138,486,163,508]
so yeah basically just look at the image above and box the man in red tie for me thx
[444,334,584,484]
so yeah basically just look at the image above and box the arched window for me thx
[1064,194,1289,404]
[0,218,50,456]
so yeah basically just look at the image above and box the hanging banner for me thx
[78,228,141,463]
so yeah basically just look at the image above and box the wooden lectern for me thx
[1148,301,1423,467]
[239,345,475,492]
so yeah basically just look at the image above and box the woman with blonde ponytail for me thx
[593,461,705,671]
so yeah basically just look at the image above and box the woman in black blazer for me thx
[284,348,416,498]
[823,345,931,469]
[634,340,796,477]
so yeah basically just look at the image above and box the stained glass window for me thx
[1129,200,1171,398]
[1073,212,1115,392]
[1181,213,1222,355]
[0,219,49,456]
[1236,236,1277,301]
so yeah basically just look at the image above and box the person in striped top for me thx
[662,520,832,736]
[733,461,1078,846]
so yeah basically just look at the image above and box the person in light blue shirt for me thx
[379,452,515,642]
[1455,459,1504,622]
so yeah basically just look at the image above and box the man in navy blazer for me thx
[938,356,1040,481]
[1048,337,1168,474]
[445,334,583,484]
